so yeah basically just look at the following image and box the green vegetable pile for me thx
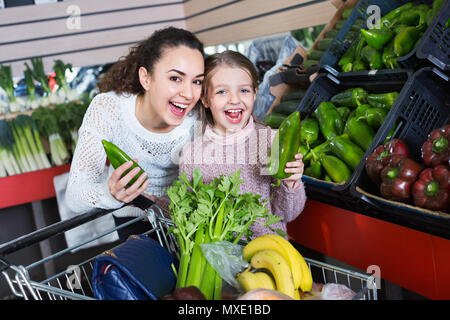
[166,167,283,300]
[338,0,445,72]
[0,56,91,177]
[298,87,400,183]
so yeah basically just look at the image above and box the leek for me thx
[0,120,21,176]
[0,64,23,113]
[24,65,41,110]
[32,107,69,166]
[53,59,79,102]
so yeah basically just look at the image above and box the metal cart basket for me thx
[1,199,378,300]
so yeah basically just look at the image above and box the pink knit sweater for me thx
[179,117,307,239]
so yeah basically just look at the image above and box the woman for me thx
[66,27,205,240]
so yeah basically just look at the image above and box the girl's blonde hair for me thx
[200,50,259,127]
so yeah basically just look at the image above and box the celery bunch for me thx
[167,168,283,300]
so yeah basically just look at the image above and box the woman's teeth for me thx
[169,102,188,116]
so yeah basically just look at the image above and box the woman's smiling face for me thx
[141,45,204,132]
[203,65,256,135]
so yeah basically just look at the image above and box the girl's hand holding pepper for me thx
[282,153,304,189]
[108,159,149,203]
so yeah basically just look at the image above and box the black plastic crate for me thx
[416,0,450,71]
[319,0,437,72]
[297,69,412,192]
[350,67,450,219]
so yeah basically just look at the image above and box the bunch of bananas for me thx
[236,234,313,300]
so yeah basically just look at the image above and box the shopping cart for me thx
[0,196,377,300]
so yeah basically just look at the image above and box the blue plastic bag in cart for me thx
[92,235,177,300]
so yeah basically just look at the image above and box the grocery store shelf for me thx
[304,183,450,240]
[0,164,70,210]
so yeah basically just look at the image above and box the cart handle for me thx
[0,195,155,257]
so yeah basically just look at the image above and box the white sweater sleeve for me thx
[65,93,123,214]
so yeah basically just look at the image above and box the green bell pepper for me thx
[329,134,365,170]
[359,107,388,128]
[360,28,394,51]
[382,38,399,69]
[381,3,414,29]
[367,92,399,110]
[355,104,371,118]
[336,106,351,122]
[304,140,332,162]
[400,4,430,27]
[394,26,422,57]
[304,159,323,179]
[314,102,344,140]
[352,60,368,71]
[342,63,354,72]
[300,118,319,148]
[361,45,383,70]
[298,144,310,164]
[393,24,408,35]
[344,117,375,150]
[338,33,362,71]
[330,88,368,108]
[320,155,352,183]
[267,111,301,183]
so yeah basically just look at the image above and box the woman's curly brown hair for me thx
[97,27,204,95]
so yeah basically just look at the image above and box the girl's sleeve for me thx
[270,179,307,223]
[65,93,123,214]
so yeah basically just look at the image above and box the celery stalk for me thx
[185,224,206,288]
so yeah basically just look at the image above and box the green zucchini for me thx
[281,89,307,102]
[326,29,339,39]
[308,50,325,61]
[273,101,299,115]
[304,59,319,68]
[264,112,287,129]
[317,38,333,51]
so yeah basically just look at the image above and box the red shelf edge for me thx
[0,164,71,209]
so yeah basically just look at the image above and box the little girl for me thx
[179,50,306,238]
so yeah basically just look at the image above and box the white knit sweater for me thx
[66,91,200,217]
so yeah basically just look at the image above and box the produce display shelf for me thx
[0,164,70,210]
[319,0,439,72]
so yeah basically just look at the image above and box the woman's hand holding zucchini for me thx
[107,158,149,203]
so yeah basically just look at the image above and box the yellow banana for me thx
[263,234,313,292]
[243,235,303,290]
[250,249,300,300]
[236,267,276,292]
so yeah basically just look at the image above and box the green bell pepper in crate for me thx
[367,92,399,110]
[330,88,368,108]
[344,117,375,150]
[314,102,344,140]
[329,134,365,170]
[361,45,383,70]
[360,28,394,51]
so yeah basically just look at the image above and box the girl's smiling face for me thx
[203,65,256,135]
[139,45,204,132]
